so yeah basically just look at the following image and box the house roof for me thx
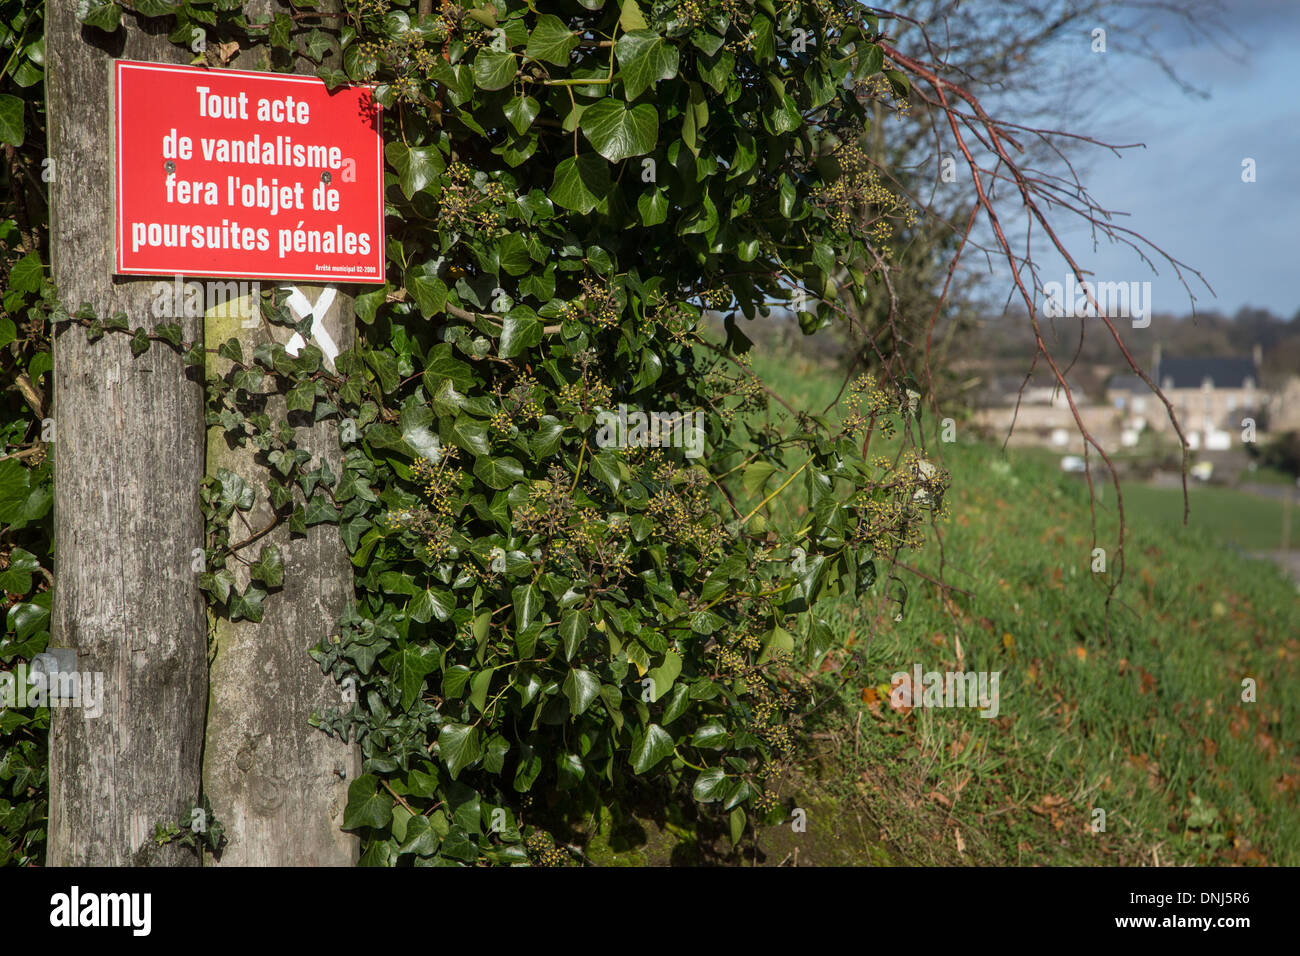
[1155,356,1257,390]
[1106,374,1146,394]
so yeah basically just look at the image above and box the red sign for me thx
[114,60,385,284]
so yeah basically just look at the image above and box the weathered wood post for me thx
[46,2,208,865]
[200,2,360,865]
[202,284,360,865]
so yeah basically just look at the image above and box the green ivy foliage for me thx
[297,0,938,866]
[2,0,950,867]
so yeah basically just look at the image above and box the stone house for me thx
[1106,345,1265,450]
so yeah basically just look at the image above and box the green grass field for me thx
[1113,483,1297,553]
[702,349,1300,866]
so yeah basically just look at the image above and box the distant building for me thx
[1268,375,1300,434]
[978,375,1086,409]
[1107,345,1265,450]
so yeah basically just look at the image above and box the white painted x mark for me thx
[283,285,340,371]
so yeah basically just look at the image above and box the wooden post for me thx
[202,286,359,865]
[200,3,360,865]
[46,3,208,865]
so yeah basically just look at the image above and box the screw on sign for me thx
[114,60,386,284]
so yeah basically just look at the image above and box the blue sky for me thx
[969,0,1300,319]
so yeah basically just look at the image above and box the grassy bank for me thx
[1117,483,1297,552]
[747,349,1299,866]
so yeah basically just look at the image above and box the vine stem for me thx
[673,748,707,772]
[739,457,812,527]
[225,513,283,555]
[545,76,614,87]
[381,780,417,816]
[570,439,588,494]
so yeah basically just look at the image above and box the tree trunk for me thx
[46,3,208,866]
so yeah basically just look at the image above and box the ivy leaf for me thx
[6,600,48,641]
[472,48,516,90]
[407,273,447,317]
[858,44,884,78]
[525,15,578,66]
[473,455,524,490]
[365,348,400,394]
[133,0,176,16]
[549,153,610,215]
[286,380,317,412]
[514,745,542,792]
[530,416,565,459]
[630,723,675,774]
[511,583,541,630]
[662,684,690,725]
[229,586,266,623]
[496,130,538,167]
[693,767,728,802]
[342,775,393,830]
[766,93,802,135]
[646,650,681,702]
[503,94,540,135]
[218,337,243,364]
[563,668,601,717]
[318,68,350,91]
[385,142,444,199]
[216,468,255,511]
[438,723,481,779]
[729,806,745,845]
[79,2,122,33]
[400,403,443,460]
[580,99,658,163]
[884,68,910,98]
[154,322,182,347]
[0,547,39,594]
[465,671,488,712]
[749,14,775,62]
[398,816,441,857]
[428,60,473,104]
[0,95,25,147]
[681,82,707,154]
[758,625,796,665]
[698,49,735,93]
[619,0,648,31]
[8,252,42,293]
[250,544,284,588]
[397,645,436,710]
[499,307,542,358]
[556,752,585,790]
[452,416,491,456]
[408,587,454,624]
[625,639,650,678]
[442,665,472,699]
[559,609,588,660]
[303,494,338,526]
[497,233,532,275]
[616,30,679,100]
[344,40,378,81]
[199,569,235,605]
[637,188,668,226]
[692,720,729,749]
[303,28,334,64]
[269,13,293,49]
